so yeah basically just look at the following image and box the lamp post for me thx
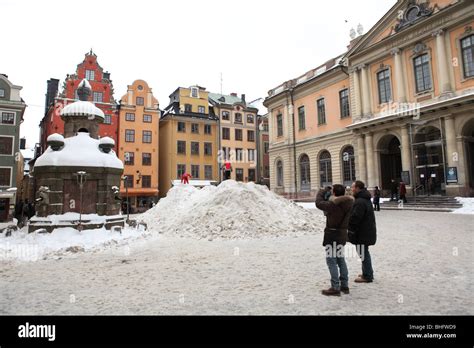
[73,171,88,229]
[121,175,129,223]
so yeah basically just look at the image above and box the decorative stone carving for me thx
[395,0,434,33]
[413,42,428,55]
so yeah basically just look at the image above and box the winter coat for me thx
[373,189,381,204]
[400,183,407,196]
[390,181,398,194]
[315,189,354,247]
[348,189,377,246]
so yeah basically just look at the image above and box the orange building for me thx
[118,80,160,211]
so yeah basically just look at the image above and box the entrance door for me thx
[63,180,98,214]
[379,137,402,190]
[299,154,311,192]
[416,165,445,195]
[0,198,9,222]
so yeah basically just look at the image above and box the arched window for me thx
[299,154,311,191]
[276,160,283,187]
[342,145,356,186]
[319,151,332,187]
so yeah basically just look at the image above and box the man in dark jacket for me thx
[349,180,377,283]
[316,184,354,296]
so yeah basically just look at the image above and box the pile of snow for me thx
[452,197,474,215]
[140,180,324,240]
[0,226,146,262]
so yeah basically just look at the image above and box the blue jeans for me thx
[326,255,348,290]
[357,244,374,281]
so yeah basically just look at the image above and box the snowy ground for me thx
[1,209,472,315]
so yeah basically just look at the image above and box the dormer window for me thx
[191,87,199,98]
[0,88,4,98]
[85,70,95,81]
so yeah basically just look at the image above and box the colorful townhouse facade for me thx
[159,86,219,197]
[0,74,27,221]
[208,93,259,182]
[118,80,160,211]
[40,50,118,153]
[264,0,474,197]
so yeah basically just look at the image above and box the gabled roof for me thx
[208,93,244,105]
[161,102,218,121]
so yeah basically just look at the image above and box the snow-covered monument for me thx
[29,79,124,232]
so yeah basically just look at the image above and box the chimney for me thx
[241,94,246,103]
[230,92,237,97]
[45,78,59,115]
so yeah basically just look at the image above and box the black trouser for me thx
[373,202,380,211]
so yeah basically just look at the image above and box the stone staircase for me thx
[380,195,463,212]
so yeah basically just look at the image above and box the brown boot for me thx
[321,288,341,296]
[341,287,350,294]
[354,276,373,283]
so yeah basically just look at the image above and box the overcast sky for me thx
[2,0,396,148]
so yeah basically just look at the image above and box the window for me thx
[198,106,205,113]
[298,106,306,130]
[136,97,144,106]
[235,168,244,182]
[0,167,12,186]
[248,149,255,162]
[317,99,326,125]
[414,54,432,93]
[339,89,350,118]
[177,141,186,154]
[1,112,15,125]
[143,114,152,123]
[125,129,135,142]
[236,148,243,161]
[222,111,230,120]
[104,114,112,124]
[191,87,199,98]
[204,124,211,135]
[177,122,186,132]
[143,130,152,143]
[184,104,192,112]
[461,35,474,78]
[204,165,213,180]
[235,129,243,141]
[247,130,255,142]
[0,89,4,98]
[222,127,230,140]
[142,153,152,166]
[191,165,200,178]
[222,147,231,160]
[264,142,269,154]
[191,142,199,155]
[125,113,135,121]
[319,151,332,186]
[234,113,242,124]
[191,123,199,134]
[276,161,283,186]
[277,114,283,137]
[248,168,256,182]
[124,152,134,165]
[0,137,13,155]
[247,114,254,124]
[142,175,151,188]
[85,70,95,81]
[93,92,103,103]
[342,146,356,186]
[204,142,212,156]
[177,164,186,178]
[377,69,392,104]
[124,175,134,188]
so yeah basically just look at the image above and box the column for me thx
[360,65,372,116]
[400,125,411,172]
[357,134,367,183]
[444,116,458,168]
[365,132,375,188]
[352,67,362,117]
[433,29,452,94]
[391,48,407,103]
[456,136,466,187]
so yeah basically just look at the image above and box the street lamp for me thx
[121,175,130,223]
[73,171,89,230]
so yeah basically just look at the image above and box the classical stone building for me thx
[264,0,474,197]
[31,80,124,232]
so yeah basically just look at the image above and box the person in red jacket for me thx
[181,172,192,184]
[222,160,232,180]
[399,181,407,203]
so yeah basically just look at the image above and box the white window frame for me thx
[190,87,199,98]
[0,110,16,126]
[0,166,13,187]
[85,70,95,81]
[0,135,14,156]
[0,88,5,98]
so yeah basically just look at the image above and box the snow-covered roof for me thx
[99,136,115,146]
[78,79,92,89]
[60,100,105,118]
[35,132,123,169]
[47,133,64,142]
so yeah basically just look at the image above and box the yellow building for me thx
[209,93,259,182]
[159,86,219,197]
[118,80,160,211]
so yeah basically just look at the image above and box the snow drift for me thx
[140,180,324,239]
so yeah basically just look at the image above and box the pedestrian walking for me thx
[316,184,354,296]
[373,186,381,211]
[181,172,192,184]
[348,180,377,283]
[399,181,407,203]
